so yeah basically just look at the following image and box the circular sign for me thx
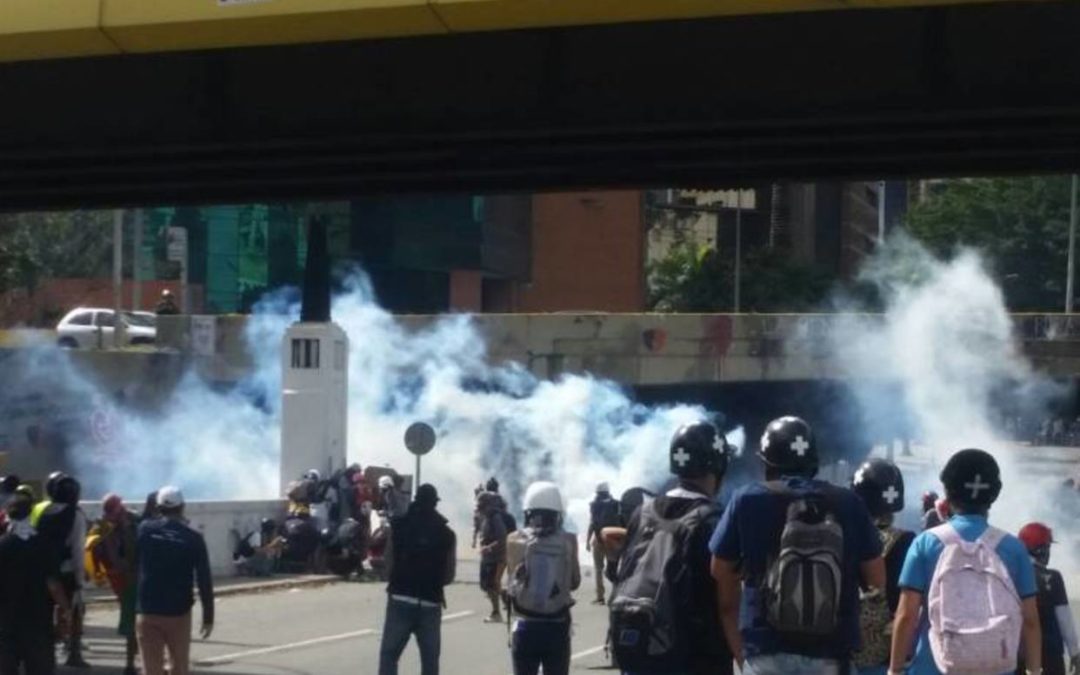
[404,422,436,456]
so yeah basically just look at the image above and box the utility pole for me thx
[733,189,743,313]
[1067,174,1078,314]
[112,210,124,349]
[877,180,887,245]
[132,209,143,311]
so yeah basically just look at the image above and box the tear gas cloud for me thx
[833,233,1079,571]
[69,270,713,533]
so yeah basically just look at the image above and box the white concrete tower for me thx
[280,217,349,494]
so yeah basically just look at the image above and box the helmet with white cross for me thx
[669,421,731,479]
[759,416,818,476]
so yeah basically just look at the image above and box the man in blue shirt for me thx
[888,449,1041,675]
[136,486,214,675]
[710,416,885,675]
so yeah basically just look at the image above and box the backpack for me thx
[854,527,905,668]
[508,529,574,618]
[608,499,718,671]
[763,485,844,639]
[926,523,1021,675]
[592,498,622,529]
[501,511,518,534]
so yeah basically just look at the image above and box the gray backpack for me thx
[508,529,574,617]
[609,499,718,671]
[764,485,844,638]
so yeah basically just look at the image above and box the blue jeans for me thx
[511,619,571,675]
[744,654,842,675]
[378,598,442,675]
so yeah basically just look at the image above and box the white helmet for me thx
[303,469,321,481]
[523,481,564,514]
[378,475,394,490]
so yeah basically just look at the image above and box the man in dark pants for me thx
[0,491,71,675]
[379,484,456,675]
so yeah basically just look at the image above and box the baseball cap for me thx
[415,484,439,507]
[157,485,185,509]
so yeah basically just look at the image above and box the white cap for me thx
[596,482,610,494]
[157,485,184,509]
[378,475,394,489]
[523,481,564,514]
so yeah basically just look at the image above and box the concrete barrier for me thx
[84,499,288,576]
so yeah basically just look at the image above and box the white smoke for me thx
[833,233,1077,569]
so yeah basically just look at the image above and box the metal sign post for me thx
[404,422,436,498]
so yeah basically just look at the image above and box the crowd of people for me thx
[0,474,212,675]
[382,414,1080,675]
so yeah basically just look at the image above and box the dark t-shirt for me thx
[709,478,883,660]
[883,528,916,613]
[1036,564,1069,658]
[0,531,58,636]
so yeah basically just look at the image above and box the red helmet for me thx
[1018,522,1055,551]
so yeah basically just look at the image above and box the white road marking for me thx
[196,610,475,666]
[571,644,606,661]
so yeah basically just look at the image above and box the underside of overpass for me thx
[1,1,1079,210]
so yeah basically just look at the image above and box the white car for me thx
[56,308,157,349]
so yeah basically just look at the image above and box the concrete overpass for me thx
[160,312,1080,386]
[2,1,1080,209]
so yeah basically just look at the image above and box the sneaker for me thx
[591,597,606,605]
[64,654,91,669]
[483,613,504,623]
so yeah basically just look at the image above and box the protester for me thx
[0,490,71,675]
[155,289,180,316]
[919,491,940,530]
[505,481,580,675]
[378,484,456,675]
[142,491,160,521]
[1016,522,1079,675]
[476,490,508,623]
[586,482,620,605]
[850,459,915,675]
[0,476,19,511]
[36,474,89,668]
[95,494,141,675]
[136,486,214,675]
[711,416,885,674]
[612,420,733,675]
[889,448,1040,675]
[379,475,410,520]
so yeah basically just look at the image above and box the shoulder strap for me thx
[977,525,1007,551]
[929,522,961,547]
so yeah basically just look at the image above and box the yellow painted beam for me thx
[0,0,118,62]
[100,0,447,54]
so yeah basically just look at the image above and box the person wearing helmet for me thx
[476,488,509,622]
[1017,523,1079,675]
[505,481,580,675]
[378,484,456,675]
[710,416,885,675]
[30,470,67,527]
[610,420,733,675]
[379,475,410,520]
[586,482,619,605]
[36,474,90,668]
[850,459,916,675]
[155,289,179,316]
[889,449,1041,675]
[919,491,942,530]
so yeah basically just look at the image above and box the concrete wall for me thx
[84,499,287,577]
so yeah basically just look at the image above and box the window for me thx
[94,312,116,328]
[68,312,93,326]
[334,340,346,371]
[291,338,320,369]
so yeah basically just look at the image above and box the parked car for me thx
[56,308,157,349]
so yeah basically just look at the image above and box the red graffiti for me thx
[705,316,734,356]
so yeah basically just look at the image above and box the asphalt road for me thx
[78,568,614,675]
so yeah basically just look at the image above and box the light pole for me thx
[733,190,743,313]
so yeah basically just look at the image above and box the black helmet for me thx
[669,421,731,479]
[45,471,67,500]
[759,416,818,475]
[851,459,905,517]
[940,448,1001,508]
[53,476,81,506]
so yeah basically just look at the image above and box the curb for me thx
[86,575,341,608]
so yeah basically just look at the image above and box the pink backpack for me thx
[926,523,1021,674]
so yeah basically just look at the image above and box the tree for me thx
[905,176,1073,311]
[0,211,113,294]
[647,242,832,312]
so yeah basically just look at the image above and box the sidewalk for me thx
[84,574,340,607]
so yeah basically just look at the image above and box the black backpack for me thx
[608,499,718,671]
[762,483,844,640]
[592,497,622,529]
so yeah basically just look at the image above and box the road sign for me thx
[404,422,436,456]
[166,227,188,262]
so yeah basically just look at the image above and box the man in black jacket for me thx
[378,484,456,675]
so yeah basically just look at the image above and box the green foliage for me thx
[647,242,832,312]
[905,176,1074,311]
[0,211,113,293]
